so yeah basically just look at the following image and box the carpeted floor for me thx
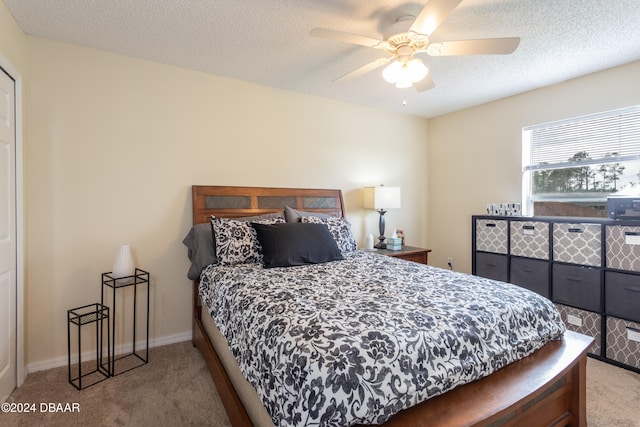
[584,356,640,427]
[1,341,230,426]
[2,341,639,426]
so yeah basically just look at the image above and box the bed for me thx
[186,185,593,427]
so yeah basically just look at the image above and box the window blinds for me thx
[524,106,640,171]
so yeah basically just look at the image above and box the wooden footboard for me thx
[378,330,590,427]
[193,281,592,427]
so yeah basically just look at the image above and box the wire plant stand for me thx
[67,303,110,389]
[101,268,150,376]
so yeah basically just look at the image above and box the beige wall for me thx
[0,1,27,71]
[21,36,428,366]
[428,61,640,273]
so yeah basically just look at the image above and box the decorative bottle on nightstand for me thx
[365,233,374,250]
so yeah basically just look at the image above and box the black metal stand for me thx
[101,268,150,376]
[67,303,110,390]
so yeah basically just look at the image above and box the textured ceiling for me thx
[4,0,640,118]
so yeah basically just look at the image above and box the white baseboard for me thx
[26,331,192,374]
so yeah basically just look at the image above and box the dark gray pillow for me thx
[300,216,358,255]
[183,223,216,280]
[284,206,335,223]
[251,222,344,268]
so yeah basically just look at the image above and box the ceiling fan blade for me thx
[333,57,392,83]
[310,28,387,49]
[428,37,521,56]
[409,0,463,36]
[414,74,436,92]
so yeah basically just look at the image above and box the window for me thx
[522,106,640,217]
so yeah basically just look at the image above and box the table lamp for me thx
[363,185,401,249]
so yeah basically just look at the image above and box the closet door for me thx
[0,68,16,402]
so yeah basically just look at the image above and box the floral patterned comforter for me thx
[199,251,565,427]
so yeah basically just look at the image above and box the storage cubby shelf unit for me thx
[472,215,640,373]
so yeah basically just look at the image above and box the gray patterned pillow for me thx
[284,206,335,223]
[211,216,285,265]
[300,216,358,254]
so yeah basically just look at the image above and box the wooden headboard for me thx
[192,185,345,225]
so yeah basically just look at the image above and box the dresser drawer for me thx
[555,304,602,356]
[394,252,427,265]
[606,225,640,272]
[510,220,549,260]
[553,223,601,266]
[475,219,508,254]
[606,316,640,370]
[605,271,640,322]
[475,252,508,282]
[552,264,601,312]
[510,257,549,298]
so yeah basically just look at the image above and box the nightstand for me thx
[374,246,431,265]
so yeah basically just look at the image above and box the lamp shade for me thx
[363,186,401,210]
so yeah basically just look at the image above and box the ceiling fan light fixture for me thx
[382,58,428,87]
[382,60,402,83]
[395,75,414,88]
[312,0,521,93]
[406,58,429,81]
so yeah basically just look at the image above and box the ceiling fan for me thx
[310,0,520,92]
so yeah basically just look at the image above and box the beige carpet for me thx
[1,341,230,426]
[2,341,639,426]
[585,356,640,427]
